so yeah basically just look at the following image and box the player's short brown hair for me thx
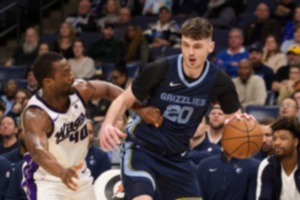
[181,17,213,40]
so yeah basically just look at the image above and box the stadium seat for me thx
[245,105,279,121]
[164,46,181,56]
[212,28,229,51]
[234,13,256,30]
[41,33,58,44]
[265,90,276,105]
[101,63,115,81]
[126,62,141,78]
[79,32,100,51]
[0,65,27,80]
[131,16,157,30]
[14,79,28,89]
[245,0,276,14]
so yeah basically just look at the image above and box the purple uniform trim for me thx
[22,153,39,200]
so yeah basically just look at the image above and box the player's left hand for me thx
[226,113,256,124]
[138,106,163,128]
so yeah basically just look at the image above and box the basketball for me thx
[222,118,263,159]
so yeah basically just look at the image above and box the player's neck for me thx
[208,128,223,142]
[182,62,204,79]
[281,150,298,176]
[41,90,69,112]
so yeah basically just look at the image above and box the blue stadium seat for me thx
[150,47,164,61]
[245,0,276,14]
[79,32,100,51]
[131,16,157,30]
[101,63,115,81]
[14,79,28,89]
[41,33,58,44]
[164,47,181,56]
[245,105,279,121]
[0,66,27,89]
[234,13,256,30]
[126,62,141,78]
[265,90,276,105]
[213,28,229,51]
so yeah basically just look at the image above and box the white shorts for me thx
[22,160,96,200]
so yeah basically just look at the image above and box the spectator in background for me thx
[206,104,225,146]
[88,22,125,64]
[144,6,181,48]
[248,43,275,91]
[85,120,110,182]
[232,59,267,109]
[1,80,18,115]
[278,97,298,117]
[203,0,236,29]
[292,89,300,119]
[5,27,39,68]
[0,102,5,120]
[278,64,300,103]
[282,5,300,42]
[7,89,31,125]
[37,42,50,56]
[0,116,19,154]
[97,0,120,28]
[273,0,296,27]
[244,3,281,46]
[125,24,150,64]
[216,28,248,77]
[111,59,132,89]
[65,0,97,33]
[272,45,300,92]
[26,69,38,94]
[171,0,194,16]
[114,7,132,41]
[89,0,106,18]
[262,35,288,73]
[197,147,259,200]
[142,0,172,15]
[0,155,11,200]
[188,117,221,166]
[50,22,76,59]
[253,117,276,161]
[256,117,300,200]
[68,39,96,79]
[281,25,300,53]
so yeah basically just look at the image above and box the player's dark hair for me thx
[271,116,300,143]
[32,52,64,87]
[181,17,213,40]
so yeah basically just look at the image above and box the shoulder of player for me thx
[22,106,51,125]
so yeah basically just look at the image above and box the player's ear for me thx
[209,41,215,53]
[293,137,299,148]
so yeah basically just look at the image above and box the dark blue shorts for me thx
[120,141,201,200]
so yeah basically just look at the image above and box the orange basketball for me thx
[222,118,263,159]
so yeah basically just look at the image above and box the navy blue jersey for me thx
[0,155,11,199]
[197,154,259,200]
[127,55,240,153]
[2,149,23,171]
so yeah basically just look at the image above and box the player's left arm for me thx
[213,70,254,123]
[74,79,162,126]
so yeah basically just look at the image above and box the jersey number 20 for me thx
[163,105,193,124]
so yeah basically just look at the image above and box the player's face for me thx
[52,59,75,95]
[272,130,298,159]
[208,109,225,129]
[260,125,273,153]
[181,36,214,71]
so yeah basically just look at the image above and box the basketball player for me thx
[21,52,162,200]
[100,17,245,200]
[256,116,300,200]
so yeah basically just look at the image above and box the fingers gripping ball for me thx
[222,118,263,159]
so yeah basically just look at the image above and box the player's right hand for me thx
[60,162,83,191]
[99,124,127,151]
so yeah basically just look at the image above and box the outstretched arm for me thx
[22,108,82,191]
[99,86,137,150]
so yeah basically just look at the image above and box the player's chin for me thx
[67,87,77,94]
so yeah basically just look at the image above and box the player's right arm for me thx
[22,107,81,191]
